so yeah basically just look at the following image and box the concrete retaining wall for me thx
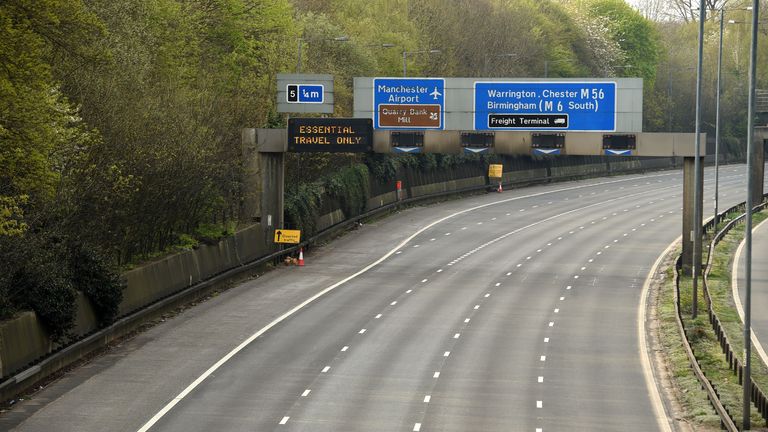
[1,224,266,380]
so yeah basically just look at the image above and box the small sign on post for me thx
[277,73,334,114]
[488,164,503,179]
[274,229,301,244]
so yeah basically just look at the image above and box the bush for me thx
[11,236,77,342]
[284,181,324,234]
[69,244,123,327]
[325,164,370,218]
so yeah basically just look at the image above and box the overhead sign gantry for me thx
[354,77,643,132]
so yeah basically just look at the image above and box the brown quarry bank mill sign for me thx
[378,104,441,128]
[288,118,373,153]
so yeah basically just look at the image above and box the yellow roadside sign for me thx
[274,229,301,244]
[488,164,503,179]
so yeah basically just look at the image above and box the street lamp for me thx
[297,36,350,73]
[743,1,759,428]
[402,49,440,77]
[714,8,726,229]
[483,53,519,76]
[691,0,706,321]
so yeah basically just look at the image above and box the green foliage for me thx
[68,244,123,327]
[285,181,324,234]
[325,164,370,218]
[0,0,103,236]
[0,195,28,236]
[583,0,661,85]
[195,222,237,245]
[8,234,77,341]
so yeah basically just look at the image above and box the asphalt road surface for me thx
[3,165,751,432]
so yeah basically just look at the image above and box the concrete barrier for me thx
[503,168,548,184]
[411,176,485,197]
[317,209,346,232]
[366,192,397,211]
[0,312,48,378]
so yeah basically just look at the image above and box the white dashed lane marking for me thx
[301,389,311,397]
[279,416,290,425]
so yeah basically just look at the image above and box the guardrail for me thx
[674,254,738,431]
[675,194,768,430]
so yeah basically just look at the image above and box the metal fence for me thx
[675,194,768,430]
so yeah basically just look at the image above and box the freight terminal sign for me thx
[373,78,445,129]
[474,82,617,131]
[288,118,372,153]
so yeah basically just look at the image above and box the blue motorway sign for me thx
[474,82,617,131]
[373,78,445,129]
[287,84,324,103]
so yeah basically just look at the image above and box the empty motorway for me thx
[4,166,752,432]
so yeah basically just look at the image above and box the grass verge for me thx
[660,209,768,430]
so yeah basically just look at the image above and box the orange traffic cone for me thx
[298,247,305,266]
[497,182,503,193]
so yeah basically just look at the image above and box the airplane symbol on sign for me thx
[430,87,442,100]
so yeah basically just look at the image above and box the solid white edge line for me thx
[732,218,768,369]
[638,236,677,432]
[136,172,682,432]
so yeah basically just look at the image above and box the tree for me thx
[0,0,102,237]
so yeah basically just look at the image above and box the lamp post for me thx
[714,8,725,229]
[297,36,350,73]
[743,1,760,428]
[403,49,440,77]
[692,0,705,320]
